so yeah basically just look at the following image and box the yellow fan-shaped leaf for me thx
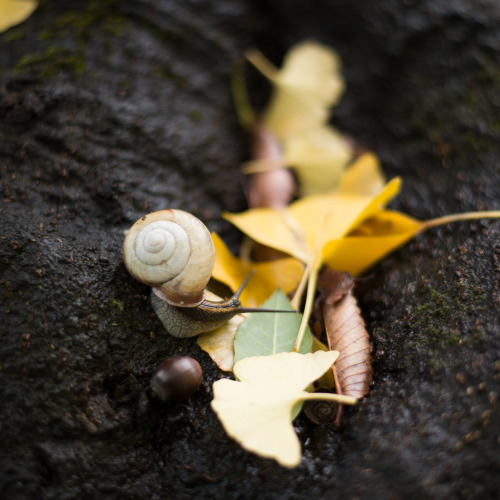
[221,210,311,264]
[283,126,353,195]
[233,349,338,388]
[211,233,304,307]
[289,178,401,255]
[322,211,424,276]
[274,41,345,107]
[338,152,386,196]
[252,41,344,138]
[211,351,357,467]
[212,378,302,466]
[0,0,38,32]
[225,167,401,265]
[264,86,329,138]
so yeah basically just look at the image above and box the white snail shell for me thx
[123,209,215,307]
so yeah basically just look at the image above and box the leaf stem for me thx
[293,211,333,352]
[293,264,319,352]
[291,262,311,311]
[301,392,358,406]
[422,210,500,230]
[245,49,278,81]
[231,59,255,130]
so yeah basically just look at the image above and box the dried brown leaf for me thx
[319,269,373,400]
[244,122,296,209]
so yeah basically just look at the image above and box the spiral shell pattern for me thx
[123,209,215,306]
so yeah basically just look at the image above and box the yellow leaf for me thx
[273,41,344,106]
[263,42,345,137]
[322,210,423,276]
[224,158,402,264]
[288,177,401,254]
[211,233,304,307]
[283,126,353,195]
[248,41,345,138]
[338,152,386,196]
[198,312,247,372]
[264,86,330,139]
[243,42,352,195]
[211,351,357,467]
[0,0,38,32]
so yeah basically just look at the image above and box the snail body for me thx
[123,209,294,338]
[151,289,244,338]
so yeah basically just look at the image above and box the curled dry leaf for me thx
[244,121,296,209]
[245,163,296,210]
[317,269,373,400]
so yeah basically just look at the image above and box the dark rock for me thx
[1,1,499,498]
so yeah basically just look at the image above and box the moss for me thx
[13,0,129,78]
[15,47,85,77]
[2,27,26,42]
[108,298,124,314]
[400,277,495,373]
[189,109,203,122]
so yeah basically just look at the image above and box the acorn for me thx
[150,356,203,402]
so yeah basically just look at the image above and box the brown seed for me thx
[150,356,203,402]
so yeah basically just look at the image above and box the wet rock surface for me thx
[1,1,499,498]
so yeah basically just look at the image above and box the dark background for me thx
[1,1,499,498]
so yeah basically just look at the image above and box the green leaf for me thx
[233,289,312,364]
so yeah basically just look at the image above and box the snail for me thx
[123,209,294,338]
[150,356,203,402]
[303,388,339,425]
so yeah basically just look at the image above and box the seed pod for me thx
[150,356,203,402]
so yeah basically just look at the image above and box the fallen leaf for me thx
[243,121,296,208]
[256,41,345,137]
[271,41,345,105]
[282,126,353,196]
[211,232,304,307]
[0,0,38,32]
[234,289,312,364]
[245,167,296,209]
[322,210,423,276]
[224,155,402,266]
[317,269,373,400]
[244,41,353,195]
[198,313,247,372]
[211,350,357,467]
[337,152,386,196]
